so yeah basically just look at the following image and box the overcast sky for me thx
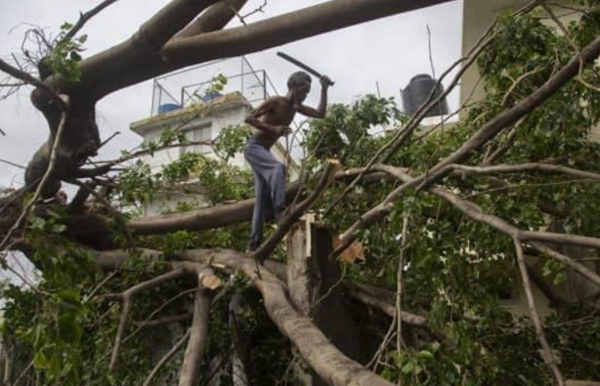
[0,0,463,190]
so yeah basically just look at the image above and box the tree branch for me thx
[51,0,454,99]
[0,95,69,252]
[348,285,456,349]
[513,239,565,386]
[108,267,187,372]
[45,0,220,98]
[451,163,600,181]
[333,164,600,289]
[135,313,191,328]
[526,262,574,308]
[127,179,302,235]
[325,2,509,210]
[0,58,67,111]
[175,0,249,38]
[58,0,123,45]
[178,267,214,386]
[334,35,600,257]
[176,248,396,386]
[162,0,453,64]
[143,329,191,386]
[125,166,389,236]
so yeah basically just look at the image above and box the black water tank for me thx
[401,74,449,117]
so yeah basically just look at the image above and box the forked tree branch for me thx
[48,0,454,99]
[107,267,187,372]
[175,0,249,38]
[97,247,397,386]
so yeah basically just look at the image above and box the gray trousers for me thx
[244,137,286,250]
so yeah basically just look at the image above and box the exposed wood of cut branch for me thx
[178,248,395,386]
[253,159,341,263]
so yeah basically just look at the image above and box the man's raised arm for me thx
[298,76,332,119]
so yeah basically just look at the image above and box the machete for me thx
[277,52,335,87]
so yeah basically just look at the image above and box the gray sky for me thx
[0,0,463,189]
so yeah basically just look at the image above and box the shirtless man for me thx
[244,71,331,252]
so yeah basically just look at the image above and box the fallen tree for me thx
[1,1,600,386]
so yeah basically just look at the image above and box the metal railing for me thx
[150,57,279,116]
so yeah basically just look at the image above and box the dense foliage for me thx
[2,3,600,386]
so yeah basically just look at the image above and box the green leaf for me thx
[417,350,434,360]
[33,351,48,369]
[401,362,414,374]
[70,51,82,62]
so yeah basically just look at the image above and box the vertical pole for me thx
[263,70,267,101]
[241,56,245,99]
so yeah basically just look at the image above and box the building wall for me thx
[460,0,599,318]
[130,92,300,216]
[461,0,530,109]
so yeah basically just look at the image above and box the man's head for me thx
[287,71,311,102]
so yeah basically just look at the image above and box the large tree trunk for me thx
[287,217,364,385]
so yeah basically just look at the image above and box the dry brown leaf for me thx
[332,235,365,263]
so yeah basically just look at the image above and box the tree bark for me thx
[178,289,210,386]
[178,249,395,386]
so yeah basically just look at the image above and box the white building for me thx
[130,91,299,216]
